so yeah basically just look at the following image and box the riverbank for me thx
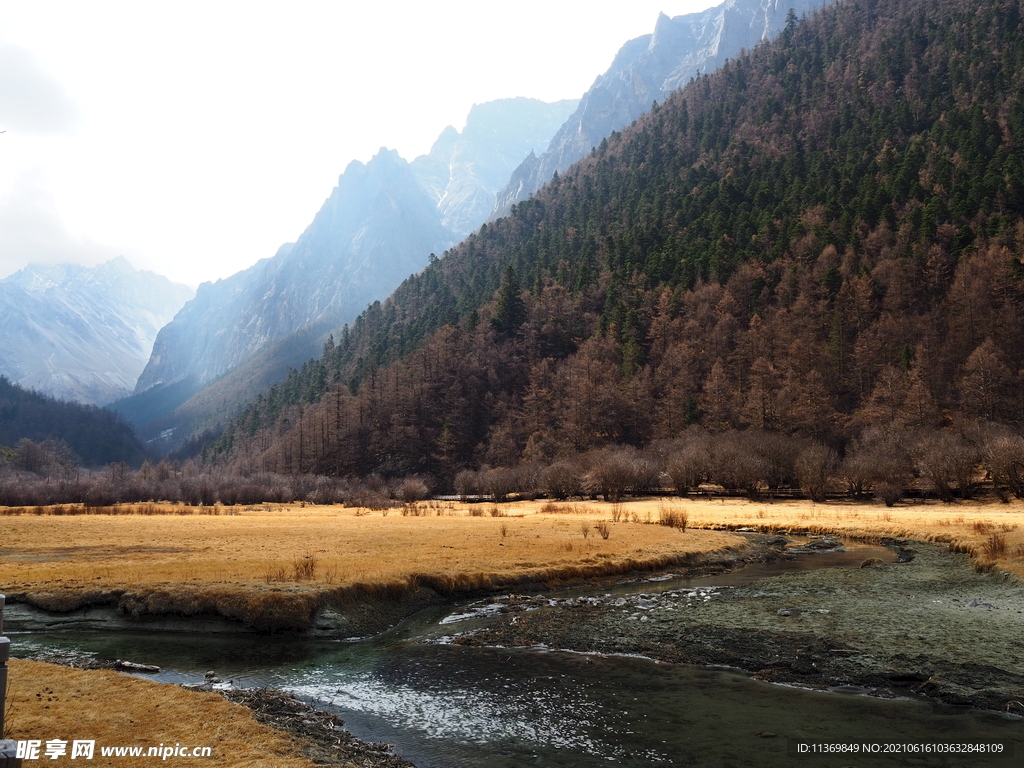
[453,539,1024,713]
[7,536,792,768]
[6,658,416,767]
[0,502,742,634]
[3,497,1022,638]
[660,495,1024,578]
[3,658,320,767]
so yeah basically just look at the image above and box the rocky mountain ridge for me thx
[492,0,828,217]
[134,98,577,404]
[0,257,193,405]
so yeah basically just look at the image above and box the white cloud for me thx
[0,41,78,134]
[0,173,119,278]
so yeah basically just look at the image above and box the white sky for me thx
[0,1,716,288]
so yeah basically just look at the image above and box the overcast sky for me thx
[0,1,716,288]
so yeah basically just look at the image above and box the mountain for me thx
[491,0,827,217]
[126,97,576,440]
[135,148,452,395]
[208,0,1024,484]
[0,257,193,405]
[411,97,578,239]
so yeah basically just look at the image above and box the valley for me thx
[3,0,1024,763]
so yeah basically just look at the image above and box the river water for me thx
[12,542,1023,767]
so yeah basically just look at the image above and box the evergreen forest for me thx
[0,376,146,470]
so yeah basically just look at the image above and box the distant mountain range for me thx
[0,257,193,405]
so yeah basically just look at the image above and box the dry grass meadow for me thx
[3,497,1023,611]
[0,501,741,621]
[3,659,318,768]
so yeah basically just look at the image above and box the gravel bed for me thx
[451,541,1024,713]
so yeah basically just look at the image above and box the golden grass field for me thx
[0,501,741,603]
[2,497,1022,603]
[659,495,1024,578]
[4,659,318,768]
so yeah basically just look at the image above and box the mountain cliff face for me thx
[411,97,578,240]
[0,257,192,405]
[492,0,827,217]
[136,148,452,394]
[134,98,577,404]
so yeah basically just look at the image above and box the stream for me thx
[10,541,1023,767]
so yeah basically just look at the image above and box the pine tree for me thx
[492,265,527,338]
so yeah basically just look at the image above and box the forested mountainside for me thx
[0,376,146,468]
[209,0,1024,490]
[492,0,828,217]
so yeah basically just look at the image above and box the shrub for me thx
[874,481,903,507]
[913,429,980,501]
[398,476,430,503]
[708,433,768,498]
[291,551,318,581]
[666,443,709,496]
[454,469,481,499]
[842,427,912,499]
[983,434,1024,502]
[658,504,688,531]
[795,444,838,502]
[582,448,655,502]
[541,460,582,500]
[481,467,518,503]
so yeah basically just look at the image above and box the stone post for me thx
[0,594,19,767]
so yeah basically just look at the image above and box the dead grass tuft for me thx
[291,551,318,581]
[263,565,288,584]
[982,532,1009,560]
[540,502,586,514]
[658,504,689,531]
